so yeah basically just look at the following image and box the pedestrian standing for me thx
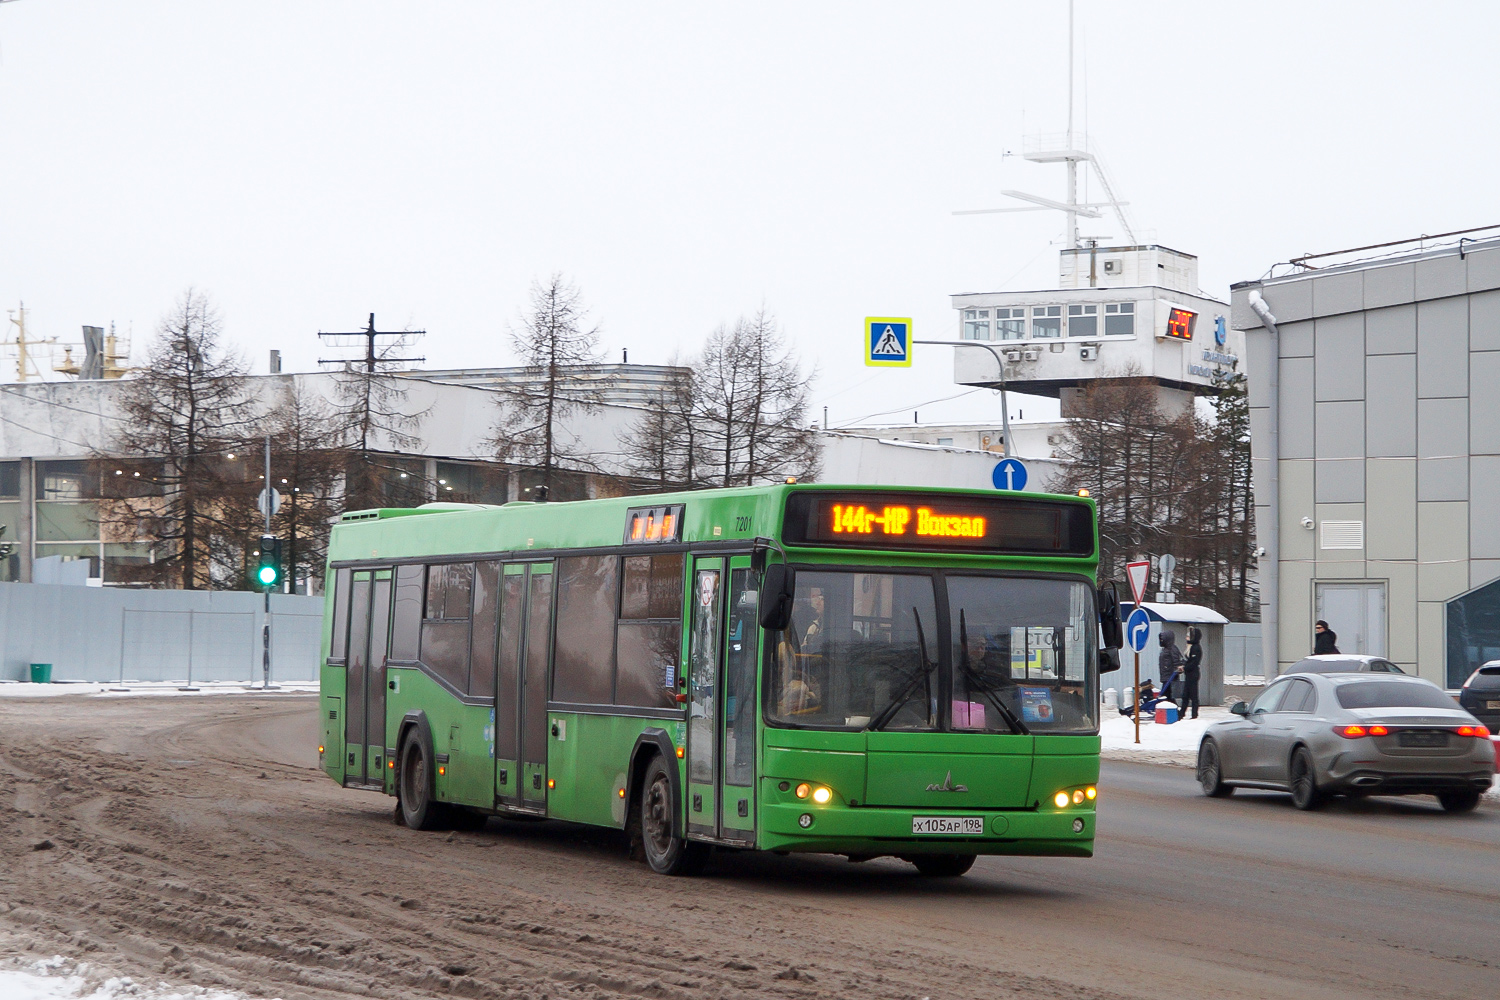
[1313,620,1340,655]
[1158,629,1184,704]
[1180,626,1203,720]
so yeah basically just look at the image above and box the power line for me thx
[836,388,983,427]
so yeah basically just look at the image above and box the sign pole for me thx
[1133,650,1140,744]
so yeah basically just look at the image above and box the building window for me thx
[1030,306,1062,338]
[1105,302,1135,336]
[936,437,954,446]
[962,309,991,341]
[1446,576,1500,689]
[435,462,509,504]
[1068,304,1098,338]
[995,307,1027,340]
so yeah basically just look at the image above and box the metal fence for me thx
[1223,623,1264,682]
[0,581,324,684]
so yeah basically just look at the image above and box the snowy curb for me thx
[0,681,316,699]
[1,955,265,1000]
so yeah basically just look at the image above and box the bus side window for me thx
[329,567,352,662]
[616,553,684,709]
[421,563,474,693]
[389,564,424,661]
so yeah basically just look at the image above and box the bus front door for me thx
[686,555,758,846]
[343,568,392,788]
[496,561,554,812]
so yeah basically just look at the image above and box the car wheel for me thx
[638,754,707,876]
[398,728,447,831]
[1437,789,1481,813]
[1197,739,1234,798]
[911,854,977,877]
[1289,747,1323,811]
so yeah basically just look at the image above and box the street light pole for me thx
[912,340,1013,458]
[261,434,274,690]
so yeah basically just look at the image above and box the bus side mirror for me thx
[1099,649,1121,674]
[759,564,796,631]
[1098,582,1123,650]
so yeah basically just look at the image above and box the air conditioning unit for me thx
[1080,344,1100,361]
[1046,434,1064,446]
[1004,350,1023,363]
[1103,259,1121,274]
[1022,349,1040,362]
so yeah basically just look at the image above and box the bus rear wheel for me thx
[639,755,706,876]
[398,728,445,831]
[910,854,977,878]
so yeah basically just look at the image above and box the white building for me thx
[951,245,1243,417]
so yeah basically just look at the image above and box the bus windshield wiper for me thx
[958,609,1028,735]
[867,607,935,732]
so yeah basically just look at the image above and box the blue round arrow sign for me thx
[1126,608,1153,652]
[991,458,1028,491]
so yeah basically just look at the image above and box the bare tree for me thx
[101,289,259,589]
[1052,365,1256,620]
[263,378,349,592]
[490,274,605,495]
[620,357,701,490]
[694,311,819,487]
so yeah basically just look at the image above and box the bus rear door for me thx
[495,561,554,812]
[343,568,392,788]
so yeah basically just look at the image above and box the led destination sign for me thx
[783,492,1094,556]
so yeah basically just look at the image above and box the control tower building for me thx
[950,244,1241,416]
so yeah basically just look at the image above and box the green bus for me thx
[318,484,1123,876]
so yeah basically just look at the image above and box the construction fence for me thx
[0,581,324,684]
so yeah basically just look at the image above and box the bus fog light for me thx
[798,813,813,828]
[1072,790,1084,804]
[811,786,832,804]
[1072,818,1085,833]
[1053,791,1070,808]
[795,783,811,799]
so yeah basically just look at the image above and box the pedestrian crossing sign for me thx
[865,317,912,367]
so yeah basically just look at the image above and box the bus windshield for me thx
[766,570,1098,734]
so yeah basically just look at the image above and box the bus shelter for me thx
[1109,603,1230,710]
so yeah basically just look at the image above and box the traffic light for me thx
[255,534,282,589]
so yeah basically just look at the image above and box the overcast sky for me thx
[1,2,1495,433]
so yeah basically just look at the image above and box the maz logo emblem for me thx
[925,771,968,793]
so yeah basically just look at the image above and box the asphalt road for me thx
[1,695,1495,1000]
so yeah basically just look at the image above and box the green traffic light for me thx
[258,565,278,586]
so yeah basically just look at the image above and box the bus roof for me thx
[325,483,1097,567]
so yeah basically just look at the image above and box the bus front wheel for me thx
[910,853,976,877]
[639,755,707,876]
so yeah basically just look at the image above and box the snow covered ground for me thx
[0,956,262,1000]
[1100,705,1225,765]
[0,680,316,698]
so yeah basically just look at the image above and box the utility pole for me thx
[317,313,426,371]
[261,435,276,690]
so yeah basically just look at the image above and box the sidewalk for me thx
[0,680,316,698]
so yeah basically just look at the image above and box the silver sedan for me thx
[1197,672,1495,811]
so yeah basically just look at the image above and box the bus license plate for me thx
[912,816,984,835]
[1488,700,1500,710]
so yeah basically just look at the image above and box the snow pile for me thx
[0,956,265,1000]
[0,681,316,699]
[1100,706,1226,765]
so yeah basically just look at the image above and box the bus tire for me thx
[638,754,707,876]
[398,726,446,831]
[910,853,976,877]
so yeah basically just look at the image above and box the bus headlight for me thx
[811,786,832,804]
[1053,791,1070,808]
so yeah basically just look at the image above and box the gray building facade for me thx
[1231,235,1500,688]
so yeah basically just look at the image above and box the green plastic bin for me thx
[29,663,52,684]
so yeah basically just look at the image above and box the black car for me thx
[1459,662,1500,732]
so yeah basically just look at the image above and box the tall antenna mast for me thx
[954,0,1137,251]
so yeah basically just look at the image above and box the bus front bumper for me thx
[758,802,1095,857]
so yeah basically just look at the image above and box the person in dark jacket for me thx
[1158,629,1185,703]
[1180,626,1203,719]
[1313,620,1340,655]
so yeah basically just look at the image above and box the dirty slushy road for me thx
[2,695,1496,1000]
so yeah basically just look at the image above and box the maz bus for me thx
[318,484,1123,876]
